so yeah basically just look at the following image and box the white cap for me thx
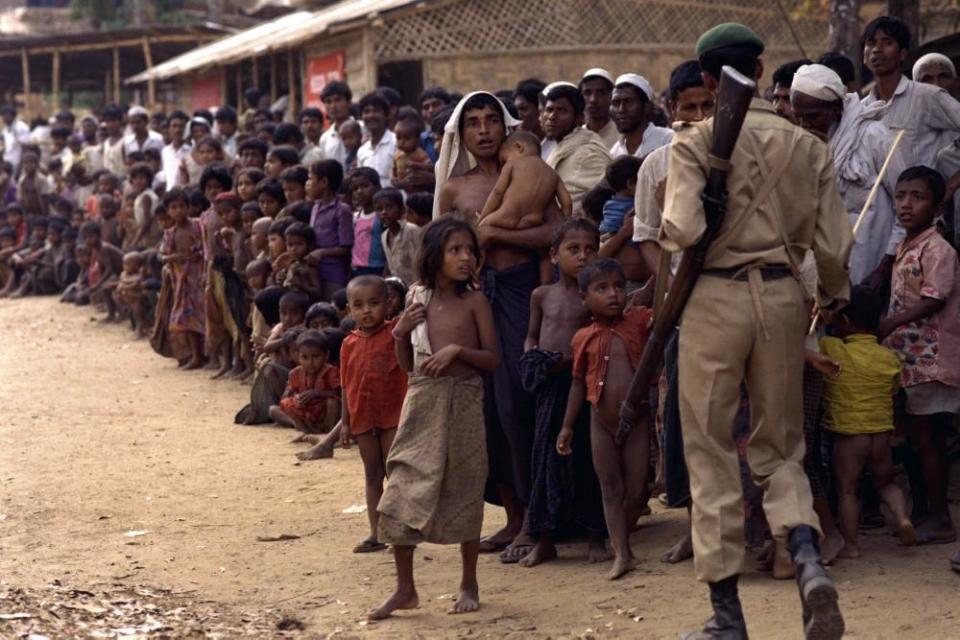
[614,73,655,101]
[541,81,578,97]
[127,105,148,119]
[791,64,845,103]
[581,68,614,85]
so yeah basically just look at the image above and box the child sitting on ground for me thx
[269,329,341,435]
[821,286,915,558]
[519,218,606,568]
[370,217,498,619]
[879,166,960,546]
[556,258,652,580]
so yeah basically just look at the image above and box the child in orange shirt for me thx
[339,275,408,553]
[270,330,341,435]
[557,258,652,580]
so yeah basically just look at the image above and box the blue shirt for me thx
[599,195,634,234]
[420,131,437,163]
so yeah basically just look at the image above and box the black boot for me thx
[679,575,748,640]
[789,526,845,640]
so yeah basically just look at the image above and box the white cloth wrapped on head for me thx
[791,64,845,103]
[912,53,956,81]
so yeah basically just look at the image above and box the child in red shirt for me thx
[557,258,652,580]
[270,330,341,435]
[339,274,408,553]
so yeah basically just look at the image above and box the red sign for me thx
[190,70,222,112]
[305,50,345,110]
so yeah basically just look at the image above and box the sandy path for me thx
[1,297,958,639]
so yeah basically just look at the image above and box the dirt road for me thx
[1,297,958,638]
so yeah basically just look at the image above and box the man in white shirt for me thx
[609,73,674,160]
[299,107,326,166]
[1,105,32,172]
[319,81,356,168]
[357,92,396,187]
[123,106,164,161]
[161,111,191,188]
[214,106,239,161]
[579,68,619,149]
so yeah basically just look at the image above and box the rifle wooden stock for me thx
[616,66,756,445]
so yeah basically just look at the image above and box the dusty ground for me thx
[1,296,959,639]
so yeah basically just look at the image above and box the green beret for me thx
[696,23,765,58]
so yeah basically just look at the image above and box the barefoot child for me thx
[113,251,149,337]
[879,166,960,546]
[269,329,341,434]
[371,217,499,619]
[556,258,652,580]
[821,286,916,557]
[160,188,205,368]
[519,218,607,568]
[338,275,408,553]
[282,222,323,299]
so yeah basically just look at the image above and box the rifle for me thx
[616,65,756,445]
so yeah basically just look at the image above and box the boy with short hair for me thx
[376,187,422,286]
[279,165,308,205]
[17,151,50,217]
[404,192,432,227]
[305,160,353,300]
[349,167,387,279]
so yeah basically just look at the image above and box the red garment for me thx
[340,320,408,435]
[572,306,652,404]
[14,221,26,246]
[279,363,341,428]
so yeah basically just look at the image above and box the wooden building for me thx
[127,0,831,114]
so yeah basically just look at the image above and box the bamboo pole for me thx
[142,37,155,109]
[20,48,30,119]
[112,47,120,103]
[0,34,218,59]
[52,50,60,110]
[270,52,277,103]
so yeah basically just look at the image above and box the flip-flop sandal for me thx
[916,530,957,546]
[478,537,509,553]
[353,539,388,553]
[499,543,535,564]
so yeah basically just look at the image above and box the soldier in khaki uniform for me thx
[659,24,852,640]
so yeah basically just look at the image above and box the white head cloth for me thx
[432,91,521,219]
[614,73,655,101]
[912,53,956,81]
[581,68,614,85]
[542,81,578,97]
[791,64,845,103]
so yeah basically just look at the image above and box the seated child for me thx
[557,258,652,580]
[821,286,915,558]
[479,130,572,230]
[61,244,92,304]
[879,166,960,545]
[599,156,642,236]
[370,218,499,619]
[270,329,341,434]
[391,119,432,189]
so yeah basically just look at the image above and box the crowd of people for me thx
[2,14,960,637]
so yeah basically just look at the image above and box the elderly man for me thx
[791,63,903,284]
[913,53,957,94]
[609,74,674,159]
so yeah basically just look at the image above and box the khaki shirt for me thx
[659,99,851,306]
[545,127,611,215]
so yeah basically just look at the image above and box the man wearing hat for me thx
[791,63,902,285]
[659,23,850,639]
[609,73,674,159]
[580,68,619,149]
[123,106,164,160]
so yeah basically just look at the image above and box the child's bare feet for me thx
[587,536,612,563]
[210,365,231,379]
[607,553,635,580]
[367,587,419,620]
[518,539,557,567]
[820,529,846,564]
[289,433,308,444]
[837,544,861,559]
[184,357,205,370]
[661,532,694,564]
[450,584,480,614]
[896,519,917,546]
[296,442,333,460]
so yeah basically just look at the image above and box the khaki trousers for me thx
[678,273,820,583]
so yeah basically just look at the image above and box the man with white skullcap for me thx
[579,68,619,148]
[792,63,904,284]
[609,73,674,159]
[913,53,957,93]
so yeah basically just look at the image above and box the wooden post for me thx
[112,46,120,104]
[252,56,259,92]
[141,37,155,110]
[20,48,30,119]
[287,49,296,120]
[52,50,61,111]
[270,53,277,103]
[235,62,242,109]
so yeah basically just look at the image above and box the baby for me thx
[480,130,572,230]
[113,251,148,337]
[392,119,431,187]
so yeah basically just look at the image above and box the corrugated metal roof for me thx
[127,0,420,84]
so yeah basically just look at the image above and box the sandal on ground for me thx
[478,537,510,553]
[499,542,535,564]
[353,538,388,553]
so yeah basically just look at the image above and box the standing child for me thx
[282,222,322,299]
[160,188,206,369]
[518,218,606,568]
[338,275,408,553]
[113,251,149,337]
[556,258,652,580]
[305,160,353,300]
[350,168,387,278]
[339,120,362,173]
[879,166,960,545]
[377,187,423,286]
[821,286,915,558]
[370,218,499,619]
[17,152,50,217]
[269,330,341,435]
[199,166,235,378]
[128,162,160,249]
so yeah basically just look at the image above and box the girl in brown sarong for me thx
[370,218,499,620]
